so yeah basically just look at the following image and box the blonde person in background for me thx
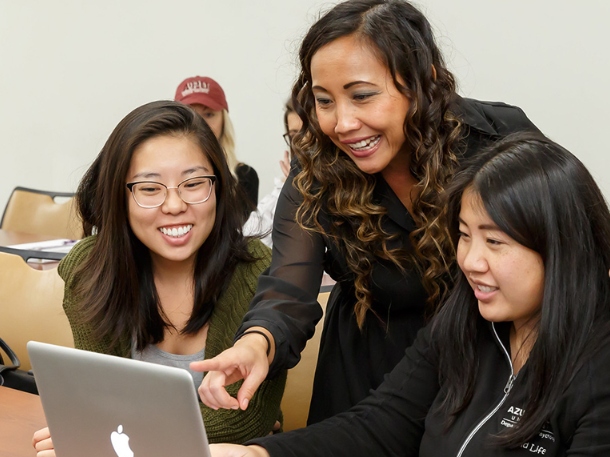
[175,76,259,220]
[244,99,302,247]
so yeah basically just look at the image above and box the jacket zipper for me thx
[455,324,515,457]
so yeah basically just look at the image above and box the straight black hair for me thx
[432,131,610,446]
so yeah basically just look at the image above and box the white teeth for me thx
[349,136,381,151]
[477,285,496,293]
[159,224,193,237]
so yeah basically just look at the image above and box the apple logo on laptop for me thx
[110,425,134,457]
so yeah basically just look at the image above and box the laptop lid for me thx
[28,341,211,457]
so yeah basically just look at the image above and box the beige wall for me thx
[1,0,608,211]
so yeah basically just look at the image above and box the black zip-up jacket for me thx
[250,319,610,456]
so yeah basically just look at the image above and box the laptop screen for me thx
[28,341,211,457]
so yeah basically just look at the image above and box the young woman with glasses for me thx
[32,101,286,454]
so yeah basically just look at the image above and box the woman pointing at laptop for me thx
[32,100,286,454]
[194,0,538,427]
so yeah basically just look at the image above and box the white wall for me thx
[422,0,610,198]
[1,0,608,211]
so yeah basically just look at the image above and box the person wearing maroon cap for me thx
[175,76,259,219]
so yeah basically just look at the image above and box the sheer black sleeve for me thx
[236,168,326,377]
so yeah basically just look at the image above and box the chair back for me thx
[0,246,66,262]
[1,187,82,240]
[0,251,74,371]
[280,290,329,431]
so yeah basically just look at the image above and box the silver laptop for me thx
[28,341,211,457]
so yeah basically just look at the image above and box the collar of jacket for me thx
[451,95,502,137]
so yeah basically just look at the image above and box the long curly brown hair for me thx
[292,0,464,328]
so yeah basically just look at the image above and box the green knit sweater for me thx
[58,236,286,444]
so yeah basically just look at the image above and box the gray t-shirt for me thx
[131,343,205,389]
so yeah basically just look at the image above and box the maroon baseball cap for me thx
[174,76,229,112]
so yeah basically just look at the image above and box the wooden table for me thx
[0,386,46,456]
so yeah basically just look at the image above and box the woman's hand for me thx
[191,328,274,410]
[32,427,55,457]
[210,444,270,457]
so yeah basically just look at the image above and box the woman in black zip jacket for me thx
[210,133,610,456]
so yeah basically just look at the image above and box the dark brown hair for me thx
[74,100,255,350]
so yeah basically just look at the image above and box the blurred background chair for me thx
[280,289,329,431]
[0,250,74,371]
[0,187,82,240]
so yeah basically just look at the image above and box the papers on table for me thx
[7,239,79,254]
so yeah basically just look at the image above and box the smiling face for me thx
[457,189,545,335]
[189,104,224,140]
[310,34,411,176]
[126,134,216,270]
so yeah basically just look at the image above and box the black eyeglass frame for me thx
[283,132,296,147]
[126,175,217,208]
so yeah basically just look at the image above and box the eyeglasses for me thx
[126,175,216,208]
[283,132,296,147]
